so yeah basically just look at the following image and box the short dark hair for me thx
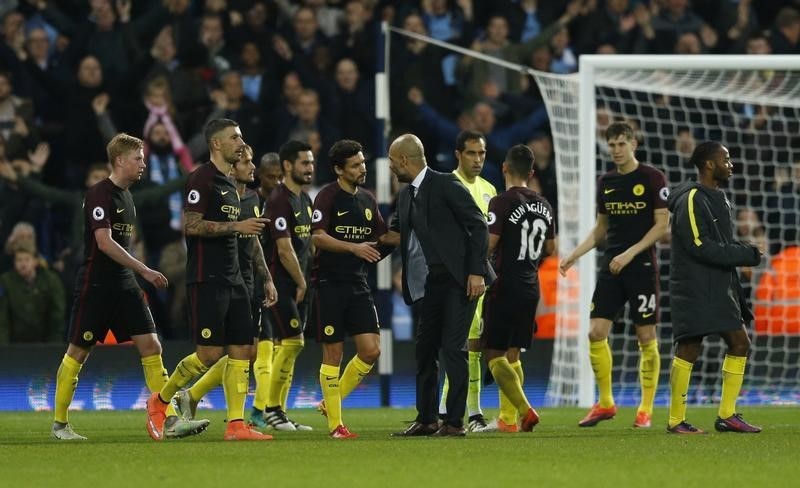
[279,140,312,167]
[605,121,635,141]
[505,144,535,177]
[259,152,281,171]
[328,139,362,171]
[455,130,485,152]
[204,118,238,144]
[689,141,724,171]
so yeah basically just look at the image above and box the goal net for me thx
[541,56,800,407]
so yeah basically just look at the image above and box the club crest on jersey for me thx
[633,184,645,196]
[487,212,497,225]
[92,206,105,221]
[659,187,669,201]
[312,209,322,223]
[187,189,200,204]
[254,206,262,218]
[365,208,372,221]
[275,217,287,231]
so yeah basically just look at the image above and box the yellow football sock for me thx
[719,355,747,419]
[467,351,482,417]
[668,357,693,428]
[162,353,208,417]
[188,355,226,401]
[252,340,274,411]
[439,375,449,416]
[54,354,82,424]
[268,338,303,409]
[223,357,250,422]
[590,339,614,408]
[638,341,660,415]
[320,364,342,432]
[499,360,524,424]
[141,354,169,393]
[488,357,530,415]
[339,355,373,400]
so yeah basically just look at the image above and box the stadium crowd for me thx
[1,0,799,343]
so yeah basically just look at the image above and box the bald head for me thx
[388,134,427,183]
[391,134,424,159]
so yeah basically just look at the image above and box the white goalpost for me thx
[380,23,800,408]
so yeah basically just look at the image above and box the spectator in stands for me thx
[549,26,577,74]
[274,88,338,183]
[674,32,702,55]
[636,0,706,53]
[332,0,377,77]
[198,13,232,73]
[330,58,374,155]
[0,71,38,160]
[286,6,328,64]
[0,241,65,344]
[19,27,70,136]
[573,0,639,55]
[189,70,264,158]
[746,33,772,55]
[275,0,342,39]
[62,55,114,186]
[390,13,452,136]
[771,7,800,54]
[527,132,558,218]
[715,0,758,53]
[237,41,280,113]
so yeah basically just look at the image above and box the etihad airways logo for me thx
[604,201,647,215]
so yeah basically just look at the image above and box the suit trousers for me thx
[415,265,478,427]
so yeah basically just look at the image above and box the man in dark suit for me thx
[383,134,493,436]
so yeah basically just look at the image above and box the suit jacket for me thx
[391,168,495,305]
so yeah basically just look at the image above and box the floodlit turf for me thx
[1,407,798,487]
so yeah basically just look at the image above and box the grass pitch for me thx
[1,407,798,487]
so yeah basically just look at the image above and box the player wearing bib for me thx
[483,145,555,433]
[438,130,496,432]
[263,140,315,431]
[560,122,669,429]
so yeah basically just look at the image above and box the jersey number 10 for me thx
[518,219,547,261]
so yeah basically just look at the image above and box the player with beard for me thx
[260,140,315,431]
[310,140,393,438]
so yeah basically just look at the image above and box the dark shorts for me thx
[590,267,659,326]
[482,285,538,351]
[187,282,254,346]
[310,281,379,344]
[264,280,306,340]
[68,285,156,347]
